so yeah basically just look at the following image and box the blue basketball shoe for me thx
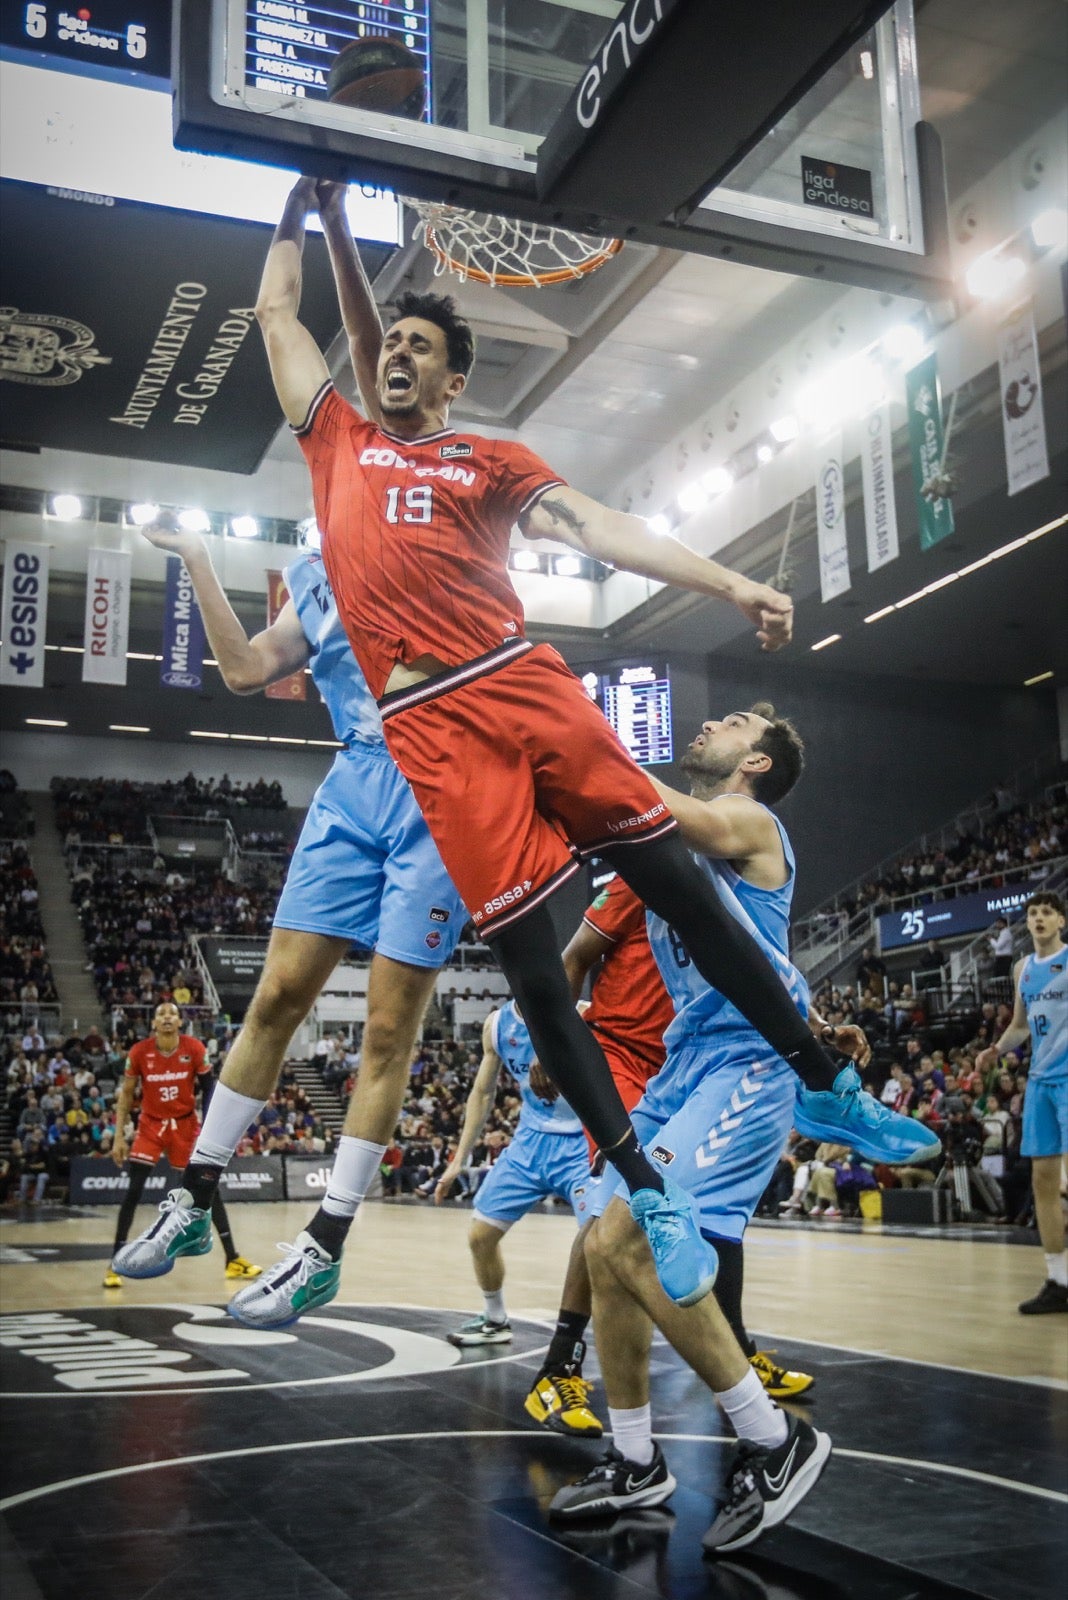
[630,1176,719,1306]
[794,1064,941,1164]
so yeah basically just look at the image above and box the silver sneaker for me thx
[227,1230,341,1329]
[112,1188,212,1279]
[446,1314,512,1347]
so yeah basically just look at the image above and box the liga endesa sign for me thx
[0,179,361,473]
[71,1155,284,1204]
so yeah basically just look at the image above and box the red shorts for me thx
[586,1034,662,1159]
[129,1112,199,1169]
[380,641,677,937]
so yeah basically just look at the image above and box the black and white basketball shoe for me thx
[702,1413,831,1554]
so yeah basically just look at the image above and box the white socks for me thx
[191,1084,266,1168]
[1045,1251,1068,1287]
[608,1403,655,1465]
[483,1289,507,1324]
[321,1136,387,1218]
[715,1368,788,1449]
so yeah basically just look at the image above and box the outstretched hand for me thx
[138,512,202,560]
[733,580,793,652]
[529,1059,559,1104]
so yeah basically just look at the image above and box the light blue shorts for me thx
[600,1035,797,1243]
[474,1124,593,1230]
[1021,1075,1068,1159]
[273,743,468,969]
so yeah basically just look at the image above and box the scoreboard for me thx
[580,662,673,768]
[244,0,432,109]
[1,0,172,78]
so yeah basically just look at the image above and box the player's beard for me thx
[679,746,739,786]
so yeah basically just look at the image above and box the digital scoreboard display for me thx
[244,0,431,109]
[580,662,673,768]
[1,0,171,79]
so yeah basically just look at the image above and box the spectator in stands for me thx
[987,917,1015,979]
[19,1132,49,1203]
[916,940,949,991]
[0,1139,24,1204]
[856,945,888,999]
[16,1091,45,1141]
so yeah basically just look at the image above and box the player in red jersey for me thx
[105,1004,259,1287]
[248,177,890,1314]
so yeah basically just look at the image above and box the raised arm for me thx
[316,180,384,423]
[434,1014,502,1202]
[140,522,311,693]
[521,487,792,652]
[255,177,332,428]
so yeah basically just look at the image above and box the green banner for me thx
[906,353,955,549]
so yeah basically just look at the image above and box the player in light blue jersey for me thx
[435,1003,600,1428]
[978,890,1067,1315]
[115,520,467,1324]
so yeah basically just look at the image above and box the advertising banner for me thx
[160,555,206,689]
[877,878,1051,953]
[906,353,955,550]
[265,570,306,701]
[283,1154,337,1200]
[71,1155,284,1205]
[82,546,130,684]
[997,300,1050,497]
[814,433,851,601]
[0,539,49,688]
[861,404,900,573]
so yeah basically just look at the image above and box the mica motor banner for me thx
[0,539,50,688]
[814,433,851,601]
[82,547,131,685]
[265,569,306,701]
[997,300,1050,497]
[160,554,206,689]
[861,403,900,573]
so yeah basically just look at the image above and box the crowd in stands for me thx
[0,780,58,1029]
[807,793,1064,929]
[53,772,287,847]
[2,1023,126,1203]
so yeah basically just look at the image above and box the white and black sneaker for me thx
[446,1314,512,1347]
[702,1414,831,1555]
[548,1443,676,1521]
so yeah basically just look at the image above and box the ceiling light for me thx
[269,736,306,745]
[109,724,151,733]
[189,729,229,739]
[646,514,672,537]
[230,515,260,540]
[702,466,734,495]
[864,605,895,624]
[126,651,162,661]
[510,549,540,571]
[965,251,1027,300]
[49,494,83,521]
[230,733,267,742]
[25,717,68,727]
[677,481,709,515]
[1030,209,1068,252]
[769,414,799,443]
[126,502,160,527]
[881,323,925,365]
[859,49,874,79]
[178,508,211,534]
[756,444,774,464]
[297,516,321,549]
[811,634,842,652]
[308,739,344,748]
[1024,670,1054,686]
[554,555,583,577]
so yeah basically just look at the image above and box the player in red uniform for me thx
[105,1004,259,1287]
[242,177,898,1316]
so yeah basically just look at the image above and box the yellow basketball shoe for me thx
[524,1371,604,1438]
[102,1269,122,1289]
[750,1350,814,1400]
[225,1256,263,1280]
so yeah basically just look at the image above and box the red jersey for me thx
[295,384,566,697]
[583,875,674,1073]
[125,1033,209,1121]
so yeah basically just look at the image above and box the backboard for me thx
[176,0,951,298]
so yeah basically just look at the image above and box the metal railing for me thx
[188,936,222,1016]
[951,859,1068,997]
[110,1002,216,1036]
[2,1002,63,1038]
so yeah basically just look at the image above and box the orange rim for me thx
[421,225,623,287]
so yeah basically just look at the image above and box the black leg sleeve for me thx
[210,1190,238,1263]
[602,833,838,1091]
[709,1237,755,1357]
[113,1160,152,1251]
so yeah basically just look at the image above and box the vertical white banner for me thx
[861,404,900,573]
[998,300,1049,497]
[0,540,50,688]
[82,548,131,685]
[815,434,851,601]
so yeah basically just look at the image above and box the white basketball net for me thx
[400,197,623,288]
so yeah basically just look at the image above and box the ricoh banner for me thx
[161,555,206,689]
[0,539,50,688]
[71,1155,284,1205]
[82,547,131,685]
[814,434,851,602]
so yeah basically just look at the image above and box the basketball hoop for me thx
[400,197,623,288]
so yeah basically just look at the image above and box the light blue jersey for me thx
[491,1001,583,1135]
[646,800,810,1054]
[285,552,383,747]
[1019,948,1068,1082]
[271,553,468,965]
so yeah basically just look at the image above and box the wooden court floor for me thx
[2,1200,1066,1600]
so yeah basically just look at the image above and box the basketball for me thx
[326,37,426,120]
